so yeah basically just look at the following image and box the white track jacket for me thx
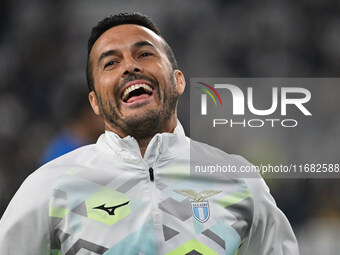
[0,123,299,255]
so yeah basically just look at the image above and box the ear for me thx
[174,70,186,95]
[89,91,100,115]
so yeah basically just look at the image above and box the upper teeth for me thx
[122,83,153,100]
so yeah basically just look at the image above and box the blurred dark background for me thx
[0,0,339,254]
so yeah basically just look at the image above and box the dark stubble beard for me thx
[95,73,178,141]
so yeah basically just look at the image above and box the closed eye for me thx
[104,60,118,69]
[139,52,153,58]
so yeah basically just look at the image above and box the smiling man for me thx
[87,21,185,155]
[0,13,298,254]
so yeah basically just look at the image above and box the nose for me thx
[123,57,142,76]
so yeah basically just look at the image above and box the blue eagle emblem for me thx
[174,189,222,223]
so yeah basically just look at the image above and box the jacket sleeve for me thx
[238,178,299,255]
[0,172,51,254]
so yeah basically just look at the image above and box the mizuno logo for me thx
[93,201,130,216]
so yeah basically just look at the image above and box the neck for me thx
[105,116,178,157]
[137,138,152,157]
[138,120,178,157]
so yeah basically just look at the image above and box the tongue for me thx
[126,94,151,103]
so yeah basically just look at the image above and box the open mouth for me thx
[121,83,153,103]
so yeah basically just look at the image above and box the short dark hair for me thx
[86,12,178,92]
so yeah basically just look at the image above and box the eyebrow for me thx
[97,41,157,65]
[132,40,156,50]
[97,49,118,65]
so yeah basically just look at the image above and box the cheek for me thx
[159,59,172,73]
[151,62,173,83]
[96,73,119,94]
[147,56,172,74]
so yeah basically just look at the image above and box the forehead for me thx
[90,24,164,59]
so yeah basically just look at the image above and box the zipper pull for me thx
[149,167,154,182]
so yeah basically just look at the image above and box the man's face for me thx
[88,24,185,139]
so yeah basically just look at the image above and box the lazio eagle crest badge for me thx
[174,189,221,223]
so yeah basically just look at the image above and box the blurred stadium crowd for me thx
[0,0,339,254]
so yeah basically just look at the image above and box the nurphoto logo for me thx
[196,82,312,128]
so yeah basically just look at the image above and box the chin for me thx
[123,110,170,139]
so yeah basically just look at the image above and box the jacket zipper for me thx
[149,167,154,182]
[147,166,161,232]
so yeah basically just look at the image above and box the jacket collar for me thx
[97,121,189,165]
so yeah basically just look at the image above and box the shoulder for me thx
[189,138,256,172]
[189,138,269,202]
[18,143,102,197]
[42,143,99,167]
[2,143,105,220]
